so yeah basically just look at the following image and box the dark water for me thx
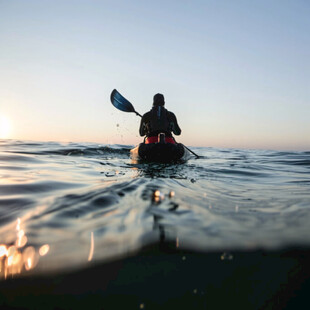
[1,139,310,309]
[0,140,310,277]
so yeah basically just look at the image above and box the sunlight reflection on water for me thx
[0,218,50,279]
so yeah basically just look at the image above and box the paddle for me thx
[110,89,142,117]
[110,89,200,158]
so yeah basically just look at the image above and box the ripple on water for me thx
[0,181,85,197]
[0,141,310,277]
[0,154,42,163]
[0,197,35,225]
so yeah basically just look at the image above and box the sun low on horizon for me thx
[0,1,309,151]
[0,114,12,139]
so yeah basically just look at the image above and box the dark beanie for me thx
[153,93,165,106]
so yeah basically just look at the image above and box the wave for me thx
[1,139,310,278]
[1,141,132,159]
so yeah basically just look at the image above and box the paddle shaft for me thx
[183,145,200,158]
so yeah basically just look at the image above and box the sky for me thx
[0,0,309,150]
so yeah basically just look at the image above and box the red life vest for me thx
[145,136,175,144]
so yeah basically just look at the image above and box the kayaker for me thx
[139,93,181,144]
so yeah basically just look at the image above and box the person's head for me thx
[153,93,165,106]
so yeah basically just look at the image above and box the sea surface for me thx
[0,139,309,281]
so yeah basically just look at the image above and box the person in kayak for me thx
[139,93,181,144]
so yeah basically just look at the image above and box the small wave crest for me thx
[2,141,132,159]
[42,146,131,158]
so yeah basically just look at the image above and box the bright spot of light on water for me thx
[39,244,50,256]
[220,252,234,261]
[88,232,94,262]
[27,258,32,269]
[23,246,37,270]
[154,190,160,197]
[16,218,28,248]
[0,245,8,258]
[16,218,21,231]
[152,190,165,203]
[0,115,11,139]
[16,230,28,248]
[0,218,50,279]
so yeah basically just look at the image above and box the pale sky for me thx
[0,0,309,150]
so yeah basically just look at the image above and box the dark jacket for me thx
[139,106,181,137]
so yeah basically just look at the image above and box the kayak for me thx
[130,141,191,162]
[110,89,199,161]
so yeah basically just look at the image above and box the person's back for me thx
[139,93,181,143]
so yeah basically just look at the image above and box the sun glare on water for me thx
[0,115,11,139]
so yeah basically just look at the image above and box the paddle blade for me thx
[110,89,135,113]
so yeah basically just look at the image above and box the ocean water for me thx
[0,139,310,280]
